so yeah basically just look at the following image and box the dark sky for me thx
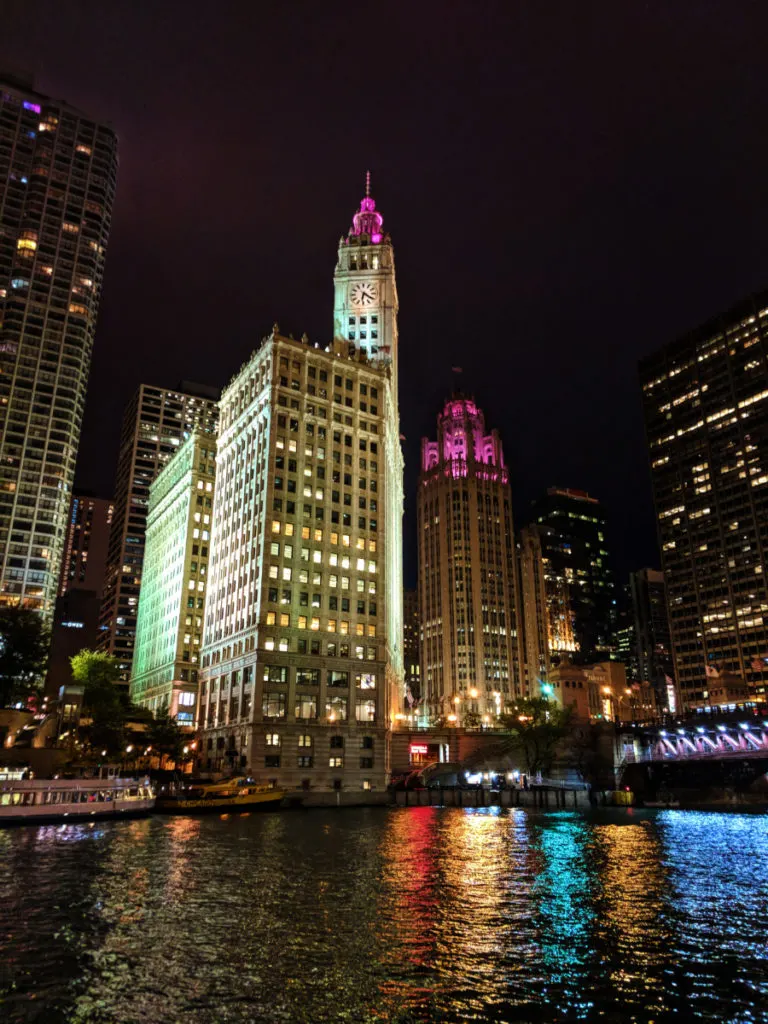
[4,1,768,589]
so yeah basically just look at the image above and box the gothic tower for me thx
[335,175,404,709]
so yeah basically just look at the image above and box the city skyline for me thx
[7,5,768,589]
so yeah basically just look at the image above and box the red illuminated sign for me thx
[410,743,429,755]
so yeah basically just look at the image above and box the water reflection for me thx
[531,813,595,1018]
[0,808,766,1023]
[594,815,675,1021]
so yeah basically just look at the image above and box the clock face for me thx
[350,281,378,307]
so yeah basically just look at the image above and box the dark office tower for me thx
[418,396,524,724]
[99,382,219,680]
[530,488,616,665]
[639,291,768,706]
[0,73,118,617]
[46,492,114,695]
[403,588,420,706]
[630,568,674,712]
[59,492,113,596]
[613,582,639,683]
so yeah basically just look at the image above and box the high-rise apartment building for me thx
[0,73,118,617]
[198,181,403,792]
[418,396,523,724]
[99,382,219,678]
[639,290,768,706]
[403,588,420,707]
[530,488,616,665]
[630,568,675,712]
[517,526,551,692]
[130,431,216,723]
[59,492,113,596]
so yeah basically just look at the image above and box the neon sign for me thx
[410,743,429,755]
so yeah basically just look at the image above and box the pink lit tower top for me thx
[421,395,509,483]
[333,172,399,391]
[417,394,524,726]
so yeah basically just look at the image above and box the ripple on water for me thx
[0,807,767,1023]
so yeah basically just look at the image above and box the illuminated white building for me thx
[198,180,403,793]
[99,382,219,680]
[129,431,216,724]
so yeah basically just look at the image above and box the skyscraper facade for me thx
[58,492,113,596]
[0,73,118,616]
[45,491,114,696]
[639,290,768,706]
[130,431,216,722]
[198,181,403,792]
[403,587,420,707]
[99,382,219,679]
[517,526,551,692]
[530,488,616,665]
[630,568,675,712]
[418,396,523,724]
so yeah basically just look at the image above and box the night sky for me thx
[4,1,768,589]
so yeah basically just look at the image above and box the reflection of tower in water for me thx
[595,822,676,1017]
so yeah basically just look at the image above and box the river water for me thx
[0,807,766,1023]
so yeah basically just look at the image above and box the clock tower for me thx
[333,173,399,396]
[333,174,405,712]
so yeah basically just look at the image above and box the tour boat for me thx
[155,777,285,814]
[0,777,155,825]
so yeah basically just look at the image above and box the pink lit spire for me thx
[349,171,384,243]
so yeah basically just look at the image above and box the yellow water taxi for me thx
[155,777,285,814]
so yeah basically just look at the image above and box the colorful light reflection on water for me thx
[0,808,766,1023]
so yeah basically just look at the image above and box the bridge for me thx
[622,721,768,765]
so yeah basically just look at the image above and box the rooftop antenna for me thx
[365,170,371,197]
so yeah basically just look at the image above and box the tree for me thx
[0,605,50,707]
[70,650,126,755]
[567,721,616,789]
[497,697,573,778]
[147,706,185,765]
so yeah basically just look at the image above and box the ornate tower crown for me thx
[349,171,384,243]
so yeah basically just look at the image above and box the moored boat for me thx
[155,776,285,814]
[0,777,155,825]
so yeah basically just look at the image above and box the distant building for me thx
[129,431,216,724]
[199,179,404,793]
[59,493,114,597]
[517,526,551,693]
[418,395,524,725]
[639,290,768,707]
[550,659,655,723]
[403,588,420,709]
[0,73,118,618]
[46,492,114,697]
[630,568,675,713]
[530,488,616,665]
[45,589,101,698]
[98,382,219,680]
[613,582,639,682]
